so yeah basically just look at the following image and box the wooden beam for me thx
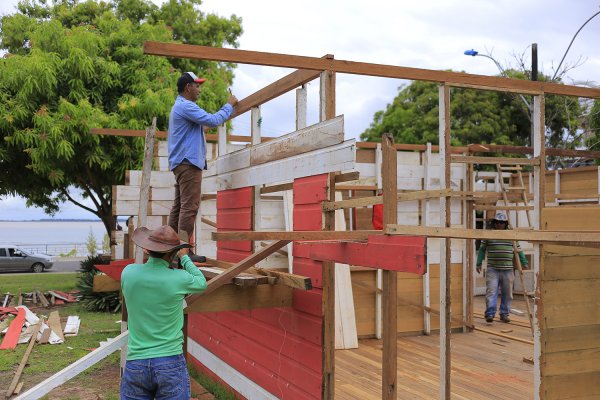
[6,322,42,398]
[197,266,270,286]
[203,258,312,290]
[212,230,379,241]
[185,240,290,307]
[231,67,322,119]
[143,41,600,99]
[93,274,120,292]
[207,116,344,177]
[91,128,275,143]
[203,140,356,192]
[385,224,600,244]
[184,284,293,313]
[321,188,452,211]
[381,133,398,400]
[451,155,540,165]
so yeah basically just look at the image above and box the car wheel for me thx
[31,263,44,273]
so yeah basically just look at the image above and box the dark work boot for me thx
[485,315,494,323]
[500,314,511,323]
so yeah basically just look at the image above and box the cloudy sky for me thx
[1,0,599,219]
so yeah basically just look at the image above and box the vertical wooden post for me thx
[217,125,227,157]
[375,143,383,339]
[320,66,336,400]
[422,143,432,335]
[438,85,451,400]
[296,84,307,130]
[251,107,262,252]
[123,117,156,372]
[465,161,474,331]
[532,94,545,400]
[381,133,398,399]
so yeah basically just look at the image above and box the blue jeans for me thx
[485,267,514,318]
[120,354,190,400]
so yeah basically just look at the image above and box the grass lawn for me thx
[0,273,122,399]
[0,272,234,399]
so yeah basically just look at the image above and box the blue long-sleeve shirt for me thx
[121,255,207,360]
[168,95,233,170]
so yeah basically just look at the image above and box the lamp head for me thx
[464,49,479,56]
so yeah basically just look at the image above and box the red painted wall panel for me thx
[189,179,326,399]
[293,257,323,288]
[217,187,254,209]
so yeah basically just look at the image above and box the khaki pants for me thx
[168,164,202,241]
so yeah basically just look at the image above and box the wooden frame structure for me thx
[138,42,600,400]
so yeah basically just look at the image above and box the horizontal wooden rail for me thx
[473,205,534,211]
[212,230,379,241]
[144,41,600,99]
[91,128,275,143]
[385,225,600,244]
[451,155,540,165]
[321,189,452,211]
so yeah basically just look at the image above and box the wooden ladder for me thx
[496,163,535,336]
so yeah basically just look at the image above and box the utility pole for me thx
[531,43,538,81]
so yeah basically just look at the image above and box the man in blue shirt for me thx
[167,71,237,255]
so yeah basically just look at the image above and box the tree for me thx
[0,0,242,236]
[360,70,583,160]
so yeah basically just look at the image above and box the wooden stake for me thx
[6,321,42,398]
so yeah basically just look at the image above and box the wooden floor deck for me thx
[336,297,534,399]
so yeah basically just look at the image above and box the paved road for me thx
[49,259,83,273]
[0,259,83,275]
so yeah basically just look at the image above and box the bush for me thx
[86,228,98,256]
[77,255,121,313]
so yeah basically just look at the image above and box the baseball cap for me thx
[177,72,207,93]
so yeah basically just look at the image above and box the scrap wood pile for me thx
[1,292,81,398]
[0,306,81,398]
[1,289,78,309]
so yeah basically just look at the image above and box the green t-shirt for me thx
[121,255,207,360]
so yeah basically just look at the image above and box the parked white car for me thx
[0,245,54,273]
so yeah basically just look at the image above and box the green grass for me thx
[189,366,238,400]
[0,272,79,294]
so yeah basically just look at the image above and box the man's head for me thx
[492,212,509,229]
[132,225,191,258]
[177,71,206,101]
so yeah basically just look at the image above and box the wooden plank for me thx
[143,41,600,99]
[93,274,121,292]
[386,224,600,243]
[0,307,25,349]
[47,311,64,342]
[15,331,129,400]
[231,67,321,119]
[204,140,356,192]
[381,133,397,400]
[6,322,42,398]
[185,240,291,307]
[439,84,452,400]
[184,284,293,313]
[301,235,425,273]
[197,266,269,286]
[210,116,344,176]
[451,155,540,165]
[212,229,379,241]
[321,188,452,211]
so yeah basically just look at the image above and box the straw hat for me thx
[131,225,191,253]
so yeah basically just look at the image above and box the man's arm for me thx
[476,241,487,273]
[177,248,207,292]
[183,96,238,128]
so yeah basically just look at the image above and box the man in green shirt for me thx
[120,225,207,399]
[476,212,528,323]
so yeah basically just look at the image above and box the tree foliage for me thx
[360,70,583,156]
[0,0,242,235]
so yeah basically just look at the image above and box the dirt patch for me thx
[44,363,121,399]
